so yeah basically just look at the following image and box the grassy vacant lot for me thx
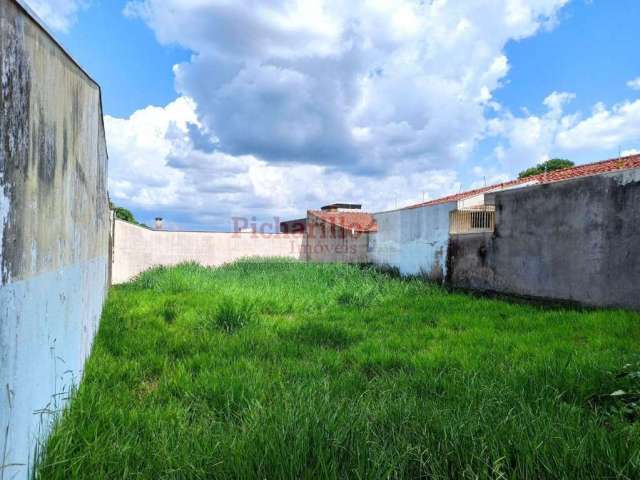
[39,261,640,479]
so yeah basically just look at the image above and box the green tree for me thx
[110,202,139,225]
[518,159,575,179]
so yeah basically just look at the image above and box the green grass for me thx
[38,260,640,479]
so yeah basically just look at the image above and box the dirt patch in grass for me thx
[136,378,160,399]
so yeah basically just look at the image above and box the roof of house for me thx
[405,154,640,210]
[321,203,362,211]
[308,210,378,233]
[280,218,307,225]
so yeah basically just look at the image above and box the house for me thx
[305,207,378,263]
[405,154,640,235]
[279,218,307,234]
[409,154,640,211]
[369,153,640,280]
[280,204,377,262]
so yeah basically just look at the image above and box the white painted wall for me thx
[112,220,306,284]
[369,202,457,279]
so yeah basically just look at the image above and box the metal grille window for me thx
[450,208,496,234]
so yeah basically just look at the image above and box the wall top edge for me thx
[114,219,304,237]
[493,166,640,200]
[12,0,109,160]
[13,0,101,91]
[372,200,458,216]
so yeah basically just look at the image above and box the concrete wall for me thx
[304,217,371,263]
[0,0,110,477]
[112,220,305,284]
[369,202,456,280]
[447,169,640,309]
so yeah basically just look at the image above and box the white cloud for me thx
[124,0,569,175]
[107,97,462,230]
[621,148,640,156]
[106,97,196,209]
[543,91,576,114]
[111,0,578,226]
[24,0,88,32]
[490,93,640,169]
[487,91,576,169]
[627,78,640,91]
[555,99,640,151]
[469,166,511,189]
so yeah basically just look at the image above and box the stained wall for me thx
[447,169,640,309]
[0,1,110,476]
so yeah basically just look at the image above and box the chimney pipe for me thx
[155,217,164,230]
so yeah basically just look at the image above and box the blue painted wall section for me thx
[369,202,457,280]
[0,1,110,477]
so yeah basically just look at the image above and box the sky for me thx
[25,0,640,231]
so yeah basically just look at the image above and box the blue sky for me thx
[27,0,640,230]
[53,1,190,117]
[497,0,640,115]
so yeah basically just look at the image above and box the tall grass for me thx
[38,260,640,479]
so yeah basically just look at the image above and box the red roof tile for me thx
[405,154,640,210]
[308,210,378,233]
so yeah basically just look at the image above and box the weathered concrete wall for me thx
[112,220,305,284]
[369,202,456,280]
[304,217,371,263]
[447,169,640,309]
[0,0,110,477]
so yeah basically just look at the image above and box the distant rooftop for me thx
[405,154,640,210]
[308,210,378,233]
[321,203,362,211]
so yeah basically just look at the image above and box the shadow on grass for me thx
[283,322,362,350]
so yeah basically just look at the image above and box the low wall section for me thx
[112,220,305,283]
[0,0,110,476]
[447,169,640,309]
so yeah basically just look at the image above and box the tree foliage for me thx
[518,159,575,179]
[110,202,139,225]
